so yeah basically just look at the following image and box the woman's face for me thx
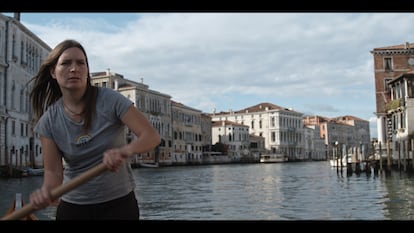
[50,47,88,90]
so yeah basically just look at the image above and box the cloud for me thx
[20,12,414,139]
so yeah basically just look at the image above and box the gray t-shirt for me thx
[34,87,136,204]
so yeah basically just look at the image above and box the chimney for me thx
[114,80,118,90]
[14,13,20,21]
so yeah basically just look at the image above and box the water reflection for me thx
[1,161,414,220]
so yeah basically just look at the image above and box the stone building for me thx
[386,72,414,169]
[303,115,370,159]
[211,120,250,161]
[0,13,51,171]
[211,102,305,161]
[90,70,173,166]
[171,100,204,165]
[371,42,414,145]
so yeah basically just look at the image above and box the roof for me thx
[213,102,300,116]
[331,115,367,122]
[388,72,414,85]
[212,120,248,127]
[371,42,414,55]
[372,42,414,51]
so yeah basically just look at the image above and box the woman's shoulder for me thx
[36,99,62,125]
[46,99,62,114]
[97,86,123,98]
[96,87,131,106]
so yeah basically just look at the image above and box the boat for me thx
[139,145,160,168]
[260,154,288,163]
[139,162,159,168]
[22,167,44,177]
[2,193,38,220]
[329,154,351,167]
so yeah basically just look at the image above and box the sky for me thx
[4,12,414,139]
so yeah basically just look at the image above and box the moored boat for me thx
[260,154,288,163]
[139,162,159,168]
[329,154,352,167]
[22,167,44,177]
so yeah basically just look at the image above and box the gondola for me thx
[1,163,108,220]
[2,193,38,220]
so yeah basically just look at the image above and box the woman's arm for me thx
[103,105,161,171]
[121,105,162,156]
[29,136,63,209]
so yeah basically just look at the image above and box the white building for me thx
[386,72,414,169]
[303,124,326,161]
[211,120,250,161]
[0,13,51,171]
[211,102,305,161]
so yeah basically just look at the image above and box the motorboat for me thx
[260,154,288,163]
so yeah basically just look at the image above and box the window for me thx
[12,34,16,61]
[20,123,24,136]
[11,80,15,109]
[11,120,15,135]
[408,80,414,98]
[20,40,24,65]
[251,142,258,149]
[384,78,393,91]
[384,57,392,71]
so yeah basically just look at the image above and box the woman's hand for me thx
[103,147,129,172]
[29,186,54,210]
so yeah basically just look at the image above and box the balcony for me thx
[386,98,405,113]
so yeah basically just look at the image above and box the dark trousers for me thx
[56,191,139,220]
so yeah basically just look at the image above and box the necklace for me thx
[62,101,84,116]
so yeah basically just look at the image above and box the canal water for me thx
[1,161,413,220]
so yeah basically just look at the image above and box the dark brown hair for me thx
[29,39,97,132]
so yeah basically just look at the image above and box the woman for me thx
[29,39,161,220]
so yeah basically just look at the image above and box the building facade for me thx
[0,13,51,171]
[171,100,204,165]
[371,42,414,145]
[386,72,414,168]
[211,102,305,161]
[211,120,250,160]
[303,124,326,161]
[303,115,371,159]
[90,70,173,166]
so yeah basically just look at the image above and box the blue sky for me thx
[5,12,414,139]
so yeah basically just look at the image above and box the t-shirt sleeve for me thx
[33,110,54,139]
[104,88,134,120]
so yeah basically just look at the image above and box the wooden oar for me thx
[1,163,108,220]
